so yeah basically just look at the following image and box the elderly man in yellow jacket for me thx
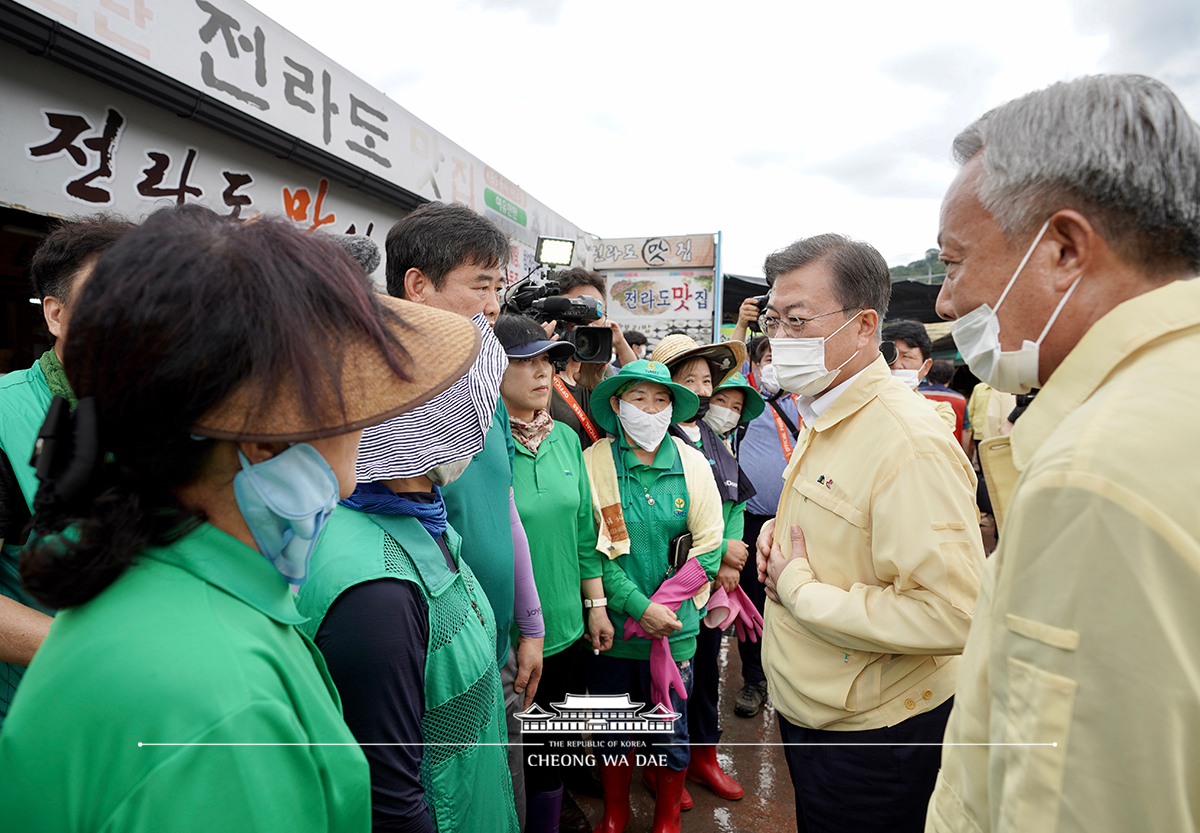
[924,75,1200,833]
[754,233,985,833]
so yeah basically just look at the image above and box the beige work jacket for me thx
[927,277,1200,833]
[764,354,985,730]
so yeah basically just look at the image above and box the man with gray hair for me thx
[926,75,1200,832]
[754,234,984,832]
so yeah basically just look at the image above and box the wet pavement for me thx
[571,632,796,833]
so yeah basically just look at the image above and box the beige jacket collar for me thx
[809,353,895,433]
[1011,277,1200,470]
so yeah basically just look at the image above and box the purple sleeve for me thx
[511,490,545,638]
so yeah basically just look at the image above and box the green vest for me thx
[297,508,519,833]
[0,357,56,723]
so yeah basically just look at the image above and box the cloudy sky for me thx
[248,0,1200,277]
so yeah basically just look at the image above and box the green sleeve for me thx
[724,500,747,542]
[696,542,723,579]
[576,446,602,580]
[495,402,515,485]
[602,557,651,621]
[102,701,366,832]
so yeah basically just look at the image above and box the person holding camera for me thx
[547,269,638,449]
[581,360,724,833]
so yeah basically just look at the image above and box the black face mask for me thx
[693,395,712,420]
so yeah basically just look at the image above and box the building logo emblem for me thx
[515,694,680,734]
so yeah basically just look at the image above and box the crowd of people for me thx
[0,71,1198,833]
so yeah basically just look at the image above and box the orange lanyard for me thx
[769,395,802,462]
[552,376,600,442]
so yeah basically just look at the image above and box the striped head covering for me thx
[355,313,508,480]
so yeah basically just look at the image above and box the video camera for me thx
[501,274,613,364]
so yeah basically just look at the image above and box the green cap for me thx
[591,359,701,435]
[713,371,765,423]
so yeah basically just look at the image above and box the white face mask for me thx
[618,399,673,451]
[758,363,781,395]
[891,368,922,389]
[770,310,863,396]
[703,404,741,437]
[427,456,473,487]
[951,220,1083,395]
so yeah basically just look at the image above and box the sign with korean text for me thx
[606,270,715,326]
[1,40,398,281]
[590,235,715,270]
[10,0,589,256]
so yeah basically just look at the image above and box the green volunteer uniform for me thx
[0,522,370,833]
[601,437,723,662]
[723,499,747,550]
[0,352,66,722]
[511,420,602,656]
[297,508,518,833]
[443,401,516,664]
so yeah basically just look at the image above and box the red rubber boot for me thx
[641,764,693,810]
[593,752,634,833]
[685,744,744,800]
[649,767,688,833]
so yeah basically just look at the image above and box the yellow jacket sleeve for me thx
[929,471,1200,833]
[777,450,984,655]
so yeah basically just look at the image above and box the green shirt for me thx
[0,523,371,833]
[601,438,722,661]
[0,357,56,723]
[443,402,516,664]
[511,420,601,657]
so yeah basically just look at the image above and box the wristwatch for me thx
[583,597,607,609]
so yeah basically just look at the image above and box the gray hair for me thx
[954,74,1200,274]
[763,234,892,333]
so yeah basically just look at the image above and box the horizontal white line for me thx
[139,741,1057,748]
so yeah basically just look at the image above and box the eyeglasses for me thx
[757,308,855,338]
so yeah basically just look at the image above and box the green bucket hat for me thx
[712,371,765,423]
[591,359,701,436]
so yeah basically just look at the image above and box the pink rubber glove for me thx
[648,636,687,709]
[703,586,736,630]
[623,558,711,642]
[621,558,710,709]
[729,585,764,643]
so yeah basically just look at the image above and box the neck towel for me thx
[340,482,448,540]
[510,408,555,454]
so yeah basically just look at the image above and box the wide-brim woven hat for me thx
[591,359,700,436]
[355,314,508,481]
[192,296,481,442]
[650,334,746,389]
[713,371,766,423]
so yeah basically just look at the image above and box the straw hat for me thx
[650,334,746,389]
[591,359,700,436]
[192,296,482,442]
[712,371,765,423]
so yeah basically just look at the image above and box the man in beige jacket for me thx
[755,234,985,832]
[924,75,1200,833]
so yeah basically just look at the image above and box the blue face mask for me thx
[233,443,340,586]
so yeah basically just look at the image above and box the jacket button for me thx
[904,698,916,710]
[923,690,933,700]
